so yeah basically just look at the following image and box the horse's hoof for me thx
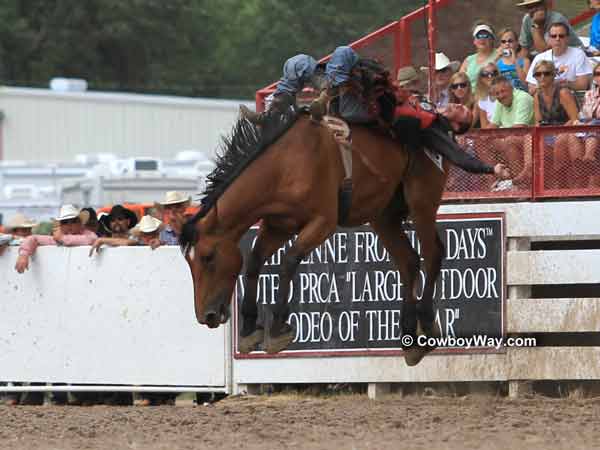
[404,320,441,366]
[265,325,295,354]
[238,328,264,354]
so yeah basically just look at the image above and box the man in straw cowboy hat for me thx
[516,0,582,56]
[0,213,36,256]
[15,204,97,273]
[420,52,460,108]
[156,191,190,246]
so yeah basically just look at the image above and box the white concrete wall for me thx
[0,246,229,388]
[0,87,252,161]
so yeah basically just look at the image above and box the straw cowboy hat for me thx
[159,191,190,206]
[516,0,544,7]
[396,66,421,87]
[5,213,36,231]
[420,52,460,72]
[54,204,89,224]
[133,215,163,234]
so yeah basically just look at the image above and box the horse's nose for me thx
[204,311,219,328]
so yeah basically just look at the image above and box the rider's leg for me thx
[240,92,295,124]
[310,46,359,121]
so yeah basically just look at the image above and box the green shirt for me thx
[491,89,535,128]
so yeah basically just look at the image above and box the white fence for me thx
[0,247,229,392]
[2,200,600,395]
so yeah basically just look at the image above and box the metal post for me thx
[427,0,437,102]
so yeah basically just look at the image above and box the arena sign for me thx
[234,213,505,358]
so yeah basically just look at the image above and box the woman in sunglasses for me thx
[576,63,600,187]
[533,60,581,188]
[448,72,478,128]
[475,63,500,129]
[496,28,530,92]
[460,22,498,90]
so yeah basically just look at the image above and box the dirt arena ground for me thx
[1,393,599,450]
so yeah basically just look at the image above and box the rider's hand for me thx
[493,163,510,180]
[15,255,29,273]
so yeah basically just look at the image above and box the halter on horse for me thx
[180,105,448,366]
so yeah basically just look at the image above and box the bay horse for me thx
[180,108,448,366]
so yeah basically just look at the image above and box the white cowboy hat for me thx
[420,53,460,72]
[54,204,89,224]
[159,191,190,206]
[133,215,162,234]
[516,0,544,7]
[5,213,36,231]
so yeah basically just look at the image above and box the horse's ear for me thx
[199,207,218,233]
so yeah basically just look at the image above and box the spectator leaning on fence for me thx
[516,0,582,57]
[15,205,97,273]
[0,213,36,256]
[157,191,190,246]
[526,22,592,93]
[89,204,139,255]
[488,76,535,186]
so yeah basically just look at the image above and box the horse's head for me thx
[181,208,242,329]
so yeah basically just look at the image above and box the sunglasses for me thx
[60,218,80,225]
[549,33,567,39]
[500,39,514,44]
[480,70,499,78]
[450,82,469,90]
[475,32,493,40]
[533,70,554,78]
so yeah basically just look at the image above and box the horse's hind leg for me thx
[239,223,293,354]
[371,211,420,351]
[266,216,337,354]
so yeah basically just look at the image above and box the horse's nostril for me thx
[205,311,218,325]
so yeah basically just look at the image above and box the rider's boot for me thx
[309,86,338,122]
[240,92,295,125]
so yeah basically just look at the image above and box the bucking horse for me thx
[179,90,457,366]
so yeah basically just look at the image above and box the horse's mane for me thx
[180,107,300,251]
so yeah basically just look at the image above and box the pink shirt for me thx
[18,230,98,257]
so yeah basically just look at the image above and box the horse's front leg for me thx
[239,223,292,354]
[266,216,337,354]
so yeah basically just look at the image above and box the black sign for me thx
[234,213,505,357]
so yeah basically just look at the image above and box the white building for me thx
[0,86,253,161]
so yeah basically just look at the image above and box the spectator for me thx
[396,66,423,95]
[574,63,600,187]
[533,60,581,188]
[157,191,190,246]
[0,214,44,406]
[460,22,498,90]
[517,0,582,57]
[489,76,535,185]
[589,0,600,56]
[15,205,97,274]
[81,207,99,235]
[0,213,36,256]
[526,22,592,92]
[496,28,531,91]
[448,72,478,128]
[475,63,500,128]
[421,52,459,108]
